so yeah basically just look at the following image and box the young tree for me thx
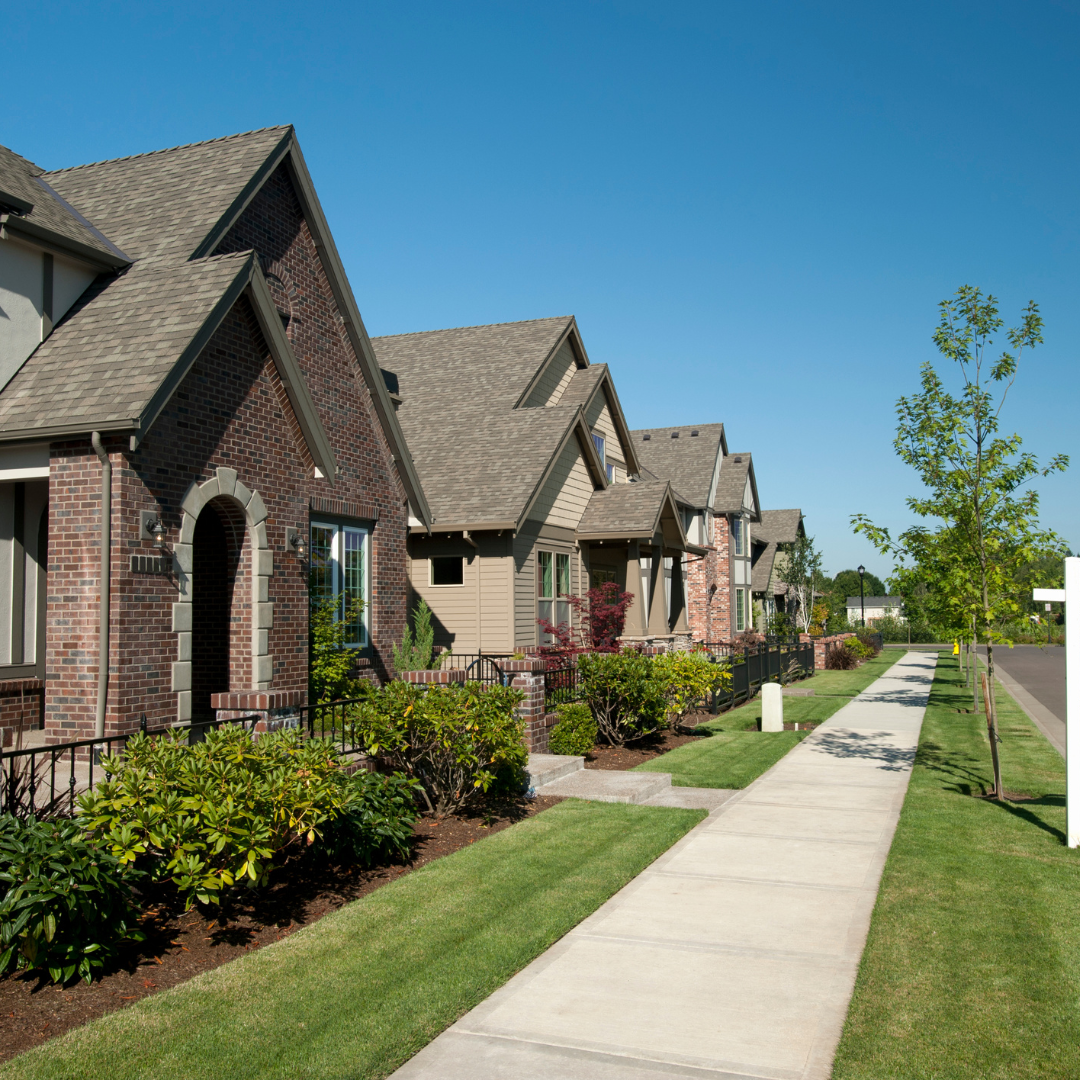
[853,286,1067,799]
[778,534,823,634]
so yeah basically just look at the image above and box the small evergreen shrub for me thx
[351,681,527,816]
[578,650,667,747]
[319,769,419,866]
[0,815,143,985]
[548,703,597,756]
[392,599,441,672]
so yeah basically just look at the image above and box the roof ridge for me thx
[372,315,572,341]
[631,422,725,433]
[43,126,293,176]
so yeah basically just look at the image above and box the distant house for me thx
[846,596,905,626]
[750,509,804,630]
[372,318,704,653]
[631,425,764,640]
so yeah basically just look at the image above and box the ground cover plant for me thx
[350,681,526,816]
[832,654,1080,1080]
[0,800,705,1080]
[636,652,901,788]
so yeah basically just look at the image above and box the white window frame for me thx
[429,555,465,587]
[732,517,743,556]
[537,549,572,644]
[592,432,606,468]
[310,520,370,649]
[735,588,746,632]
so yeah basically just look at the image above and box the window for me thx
[735,588,746,632]
[592,433,606,467]
[430,556,464,586]
[538,550,571,643]
[606,462,614,483]
[732,517,743,556]
[310,521,369,647]
[591,567,616,590]
[0,480,47,676]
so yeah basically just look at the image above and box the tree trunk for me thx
[981,670,1004,800]
[971,619,979,716]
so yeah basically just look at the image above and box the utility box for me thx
[761,682,784,732]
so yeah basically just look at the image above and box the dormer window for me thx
[592,433,606,467]
[606,463,614,483]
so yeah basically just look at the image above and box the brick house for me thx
[631,425,768,642]
[0,128,430,746]
[750,508,805,631]
[371,318,705,654]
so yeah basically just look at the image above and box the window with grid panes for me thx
[735,588,746,632]
[537,550,571,643]
[310,521,369,647]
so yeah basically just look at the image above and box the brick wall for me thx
[42,162,410,739]
[686,510,732,643]
[0,680,44,747]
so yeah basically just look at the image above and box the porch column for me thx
[668,549,690,632]
[623,540,648,637]
[646,540,669,635]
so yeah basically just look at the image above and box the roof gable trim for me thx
[512,318,582,410]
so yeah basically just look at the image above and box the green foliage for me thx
[78,726,362,908]
[652,650,730,723]
[825,643,859,670]
[0,815,143,985]
[391,599,439,673]
[310,593,363,703]
[577,650,668,747]
[318,769,420,867]
[846,637,875,660]
[548,703,598,756]
[777,534,824,633]
[350,681,527,816]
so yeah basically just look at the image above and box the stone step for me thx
[534,768,672,805]
[526,753,584,789]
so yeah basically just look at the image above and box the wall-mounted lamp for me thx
[286,527,308,562]
[140,510,169,552]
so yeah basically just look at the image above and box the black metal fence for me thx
[698,639,815,711]
[544,663,582,710]
[1,713,259,820]
[435,653,513,686]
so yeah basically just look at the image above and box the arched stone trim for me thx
[170,467,274,721]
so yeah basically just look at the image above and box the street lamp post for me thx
[857,565,866,628]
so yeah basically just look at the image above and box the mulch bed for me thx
[0,794,563,1064]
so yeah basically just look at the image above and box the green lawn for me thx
[833,653,1080,1080]
[635,650,903,789]
[2,800,704,1080]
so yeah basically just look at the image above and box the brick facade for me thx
[40,165,409,741]
[0,680,44,748]
[686,511,732,644]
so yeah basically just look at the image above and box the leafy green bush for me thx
[578,650,667,747]
[78,726,362,908]
[847,637,876,659]
[310,593,363,703]
[319,769,419,866]
[351,681,527,817]
[0,815,143,984]
[548,703,598,756]
[652,650,730,723]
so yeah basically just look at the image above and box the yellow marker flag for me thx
[953,641,960,655]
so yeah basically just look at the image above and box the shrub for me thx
[548,703,598,756]
[733,629,765,648]
[351,682,527,817]
[79,726,361,908]
[319,769,419,867]
[392,599,441,672]
[855,631,882,657]
[578,650,668,747]
[825,643,859,670]
[847,637,875,659]
[0,815,143,984]
[310,593,363,703]
[652,650,730,723]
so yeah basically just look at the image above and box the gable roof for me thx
[752,509,803,545]
[576,480,703,552]
[0,144,129,270]
[630,423,725,508]
[0,127,430,522]
[846,596,903,606]
[712,451,761,518]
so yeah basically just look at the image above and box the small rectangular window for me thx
[592,433,606,467]
[431,556,464,586]
[606,462,614,483]
[732,518,743,556]
[736,588,746,632]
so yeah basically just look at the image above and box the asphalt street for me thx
[976,644,1065,756]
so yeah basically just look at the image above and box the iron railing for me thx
[698,639,815,711]
[1,713,260,820]
[434,653,513,686]
[544,662,582,710]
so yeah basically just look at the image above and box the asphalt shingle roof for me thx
[559,364,606,409]
[712,452,754,513]
[630,423,724,507]
[372,318,580,525]
[43,127,291,262]
[0,144,124,262]
[0,253,251,435]
[576,480,674,537]
[752,508,803,545]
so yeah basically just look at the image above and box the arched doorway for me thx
[191,502,233,720]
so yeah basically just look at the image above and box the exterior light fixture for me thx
[857,565,866,627]
[149,517,167,549]
[287,527,308,562]
[140,510,169,552]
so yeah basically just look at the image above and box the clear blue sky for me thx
[6,1,1077,580]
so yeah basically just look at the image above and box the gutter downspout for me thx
[91,432,111,741]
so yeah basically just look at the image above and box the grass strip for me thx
[833,653,1080,1080]
[636,651,903,788]
[2,800,704,1080]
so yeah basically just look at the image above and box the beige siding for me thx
[513,530,582,647]
[523,339,577,408]
[527,436,595,529]
[407,535,513,653]
[584,392,626,467]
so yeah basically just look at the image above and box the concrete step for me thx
[527,753,584,789]
[534,768,672,805]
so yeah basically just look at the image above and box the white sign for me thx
[1034,564,1077,847]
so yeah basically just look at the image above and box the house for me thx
[846,596,905,626]
[371,318,705,652]
[0,127,429,745]
[750,508,805,630]
[631,425,762,641]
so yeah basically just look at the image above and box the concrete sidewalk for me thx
[392,651,937,1080]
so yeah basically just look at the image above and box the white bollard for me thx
[761,682,784,732]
